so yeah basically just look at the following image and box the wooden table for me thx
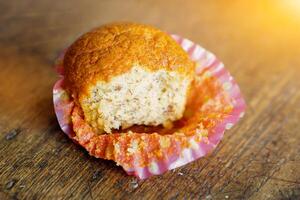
[0,1,299,199]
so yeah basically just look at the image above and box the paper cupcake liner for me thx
[53,34,246,179]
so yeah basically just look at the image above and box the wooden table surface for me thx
[0,1,299,199]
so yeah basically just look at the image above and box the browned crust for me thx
[63,22,195,99]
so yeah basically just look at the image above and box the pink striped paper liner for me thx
[53,34,246,179]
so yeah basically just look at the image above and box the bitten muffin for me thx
[63,22,195,133]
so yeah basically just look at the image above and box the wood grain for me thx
[0,0,300,199]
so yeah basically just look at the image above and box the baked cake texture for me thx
[63,22,195,133]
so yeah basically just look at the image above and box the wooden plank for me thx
[0,0,299,199]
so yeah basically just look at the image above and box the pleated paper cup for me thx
[53,34,246,179]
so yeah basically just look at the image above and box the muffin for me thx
[63,22,195,133]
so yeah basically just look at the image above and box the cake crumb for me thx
[5,128,21,140]
[5,179,17,190]
[178,172,184,176]
[130,179,139,189]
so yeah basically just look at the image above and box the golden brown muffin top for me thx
[63,22,195,98]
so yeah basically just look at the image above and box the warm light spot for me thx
[277,0,300,19]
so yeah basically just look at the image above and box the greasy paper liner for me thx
[53,34,246,179]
